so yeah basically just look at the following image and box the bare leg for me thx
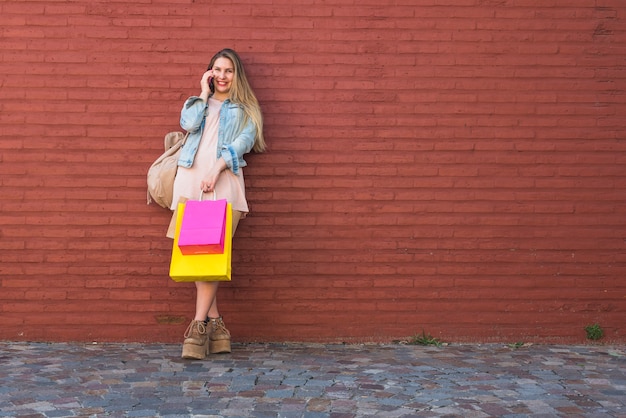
[193,209,242,321]
[193,282,219,321]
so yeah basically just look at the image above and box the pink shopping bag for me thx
[177,195,227,255]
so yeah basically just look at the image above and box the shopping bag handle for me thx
[199,190,217,201]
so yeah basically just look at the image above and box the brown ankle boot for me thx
[181,320,208,360]
[208,316,231,354]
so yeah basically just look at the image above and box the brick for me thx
[1,0,625,344]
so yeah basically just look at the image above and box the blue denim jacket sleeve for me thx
[180,96,206,133]
[177,97,206,168]
[218,104,256,175]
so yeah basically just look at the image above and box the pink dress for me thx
[171,97,249,214]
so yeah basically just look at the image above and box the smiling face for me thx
[211,57,235,100]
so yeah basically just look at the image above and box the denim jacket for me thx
[178,96,256,174]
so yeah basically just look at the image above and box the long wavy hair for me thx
[207,48,266,153]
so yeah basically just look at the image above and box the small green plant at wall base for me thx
[507,341,533,349]
[584,324,604,341]
[408,330,442,347]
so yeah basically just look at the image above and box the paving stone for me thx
[1,342,625,417]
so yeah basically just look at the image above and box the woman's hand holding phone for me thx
[200,70,215,101]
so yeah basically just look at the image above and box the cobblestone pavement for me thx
[0,341,625,417]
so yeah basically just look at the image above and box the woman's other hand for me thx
[200,157,227,193]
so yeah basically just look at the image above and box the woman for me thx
[171,48,265,360]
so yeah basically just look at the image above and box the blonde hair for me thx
[208,49,266,153]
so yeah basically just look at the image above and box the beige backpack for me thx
[147,131,188,209]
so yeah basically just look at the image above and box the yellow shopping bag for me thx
[169,202,232,282]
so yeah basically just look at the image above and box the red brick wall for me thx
[1,0,625,344]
